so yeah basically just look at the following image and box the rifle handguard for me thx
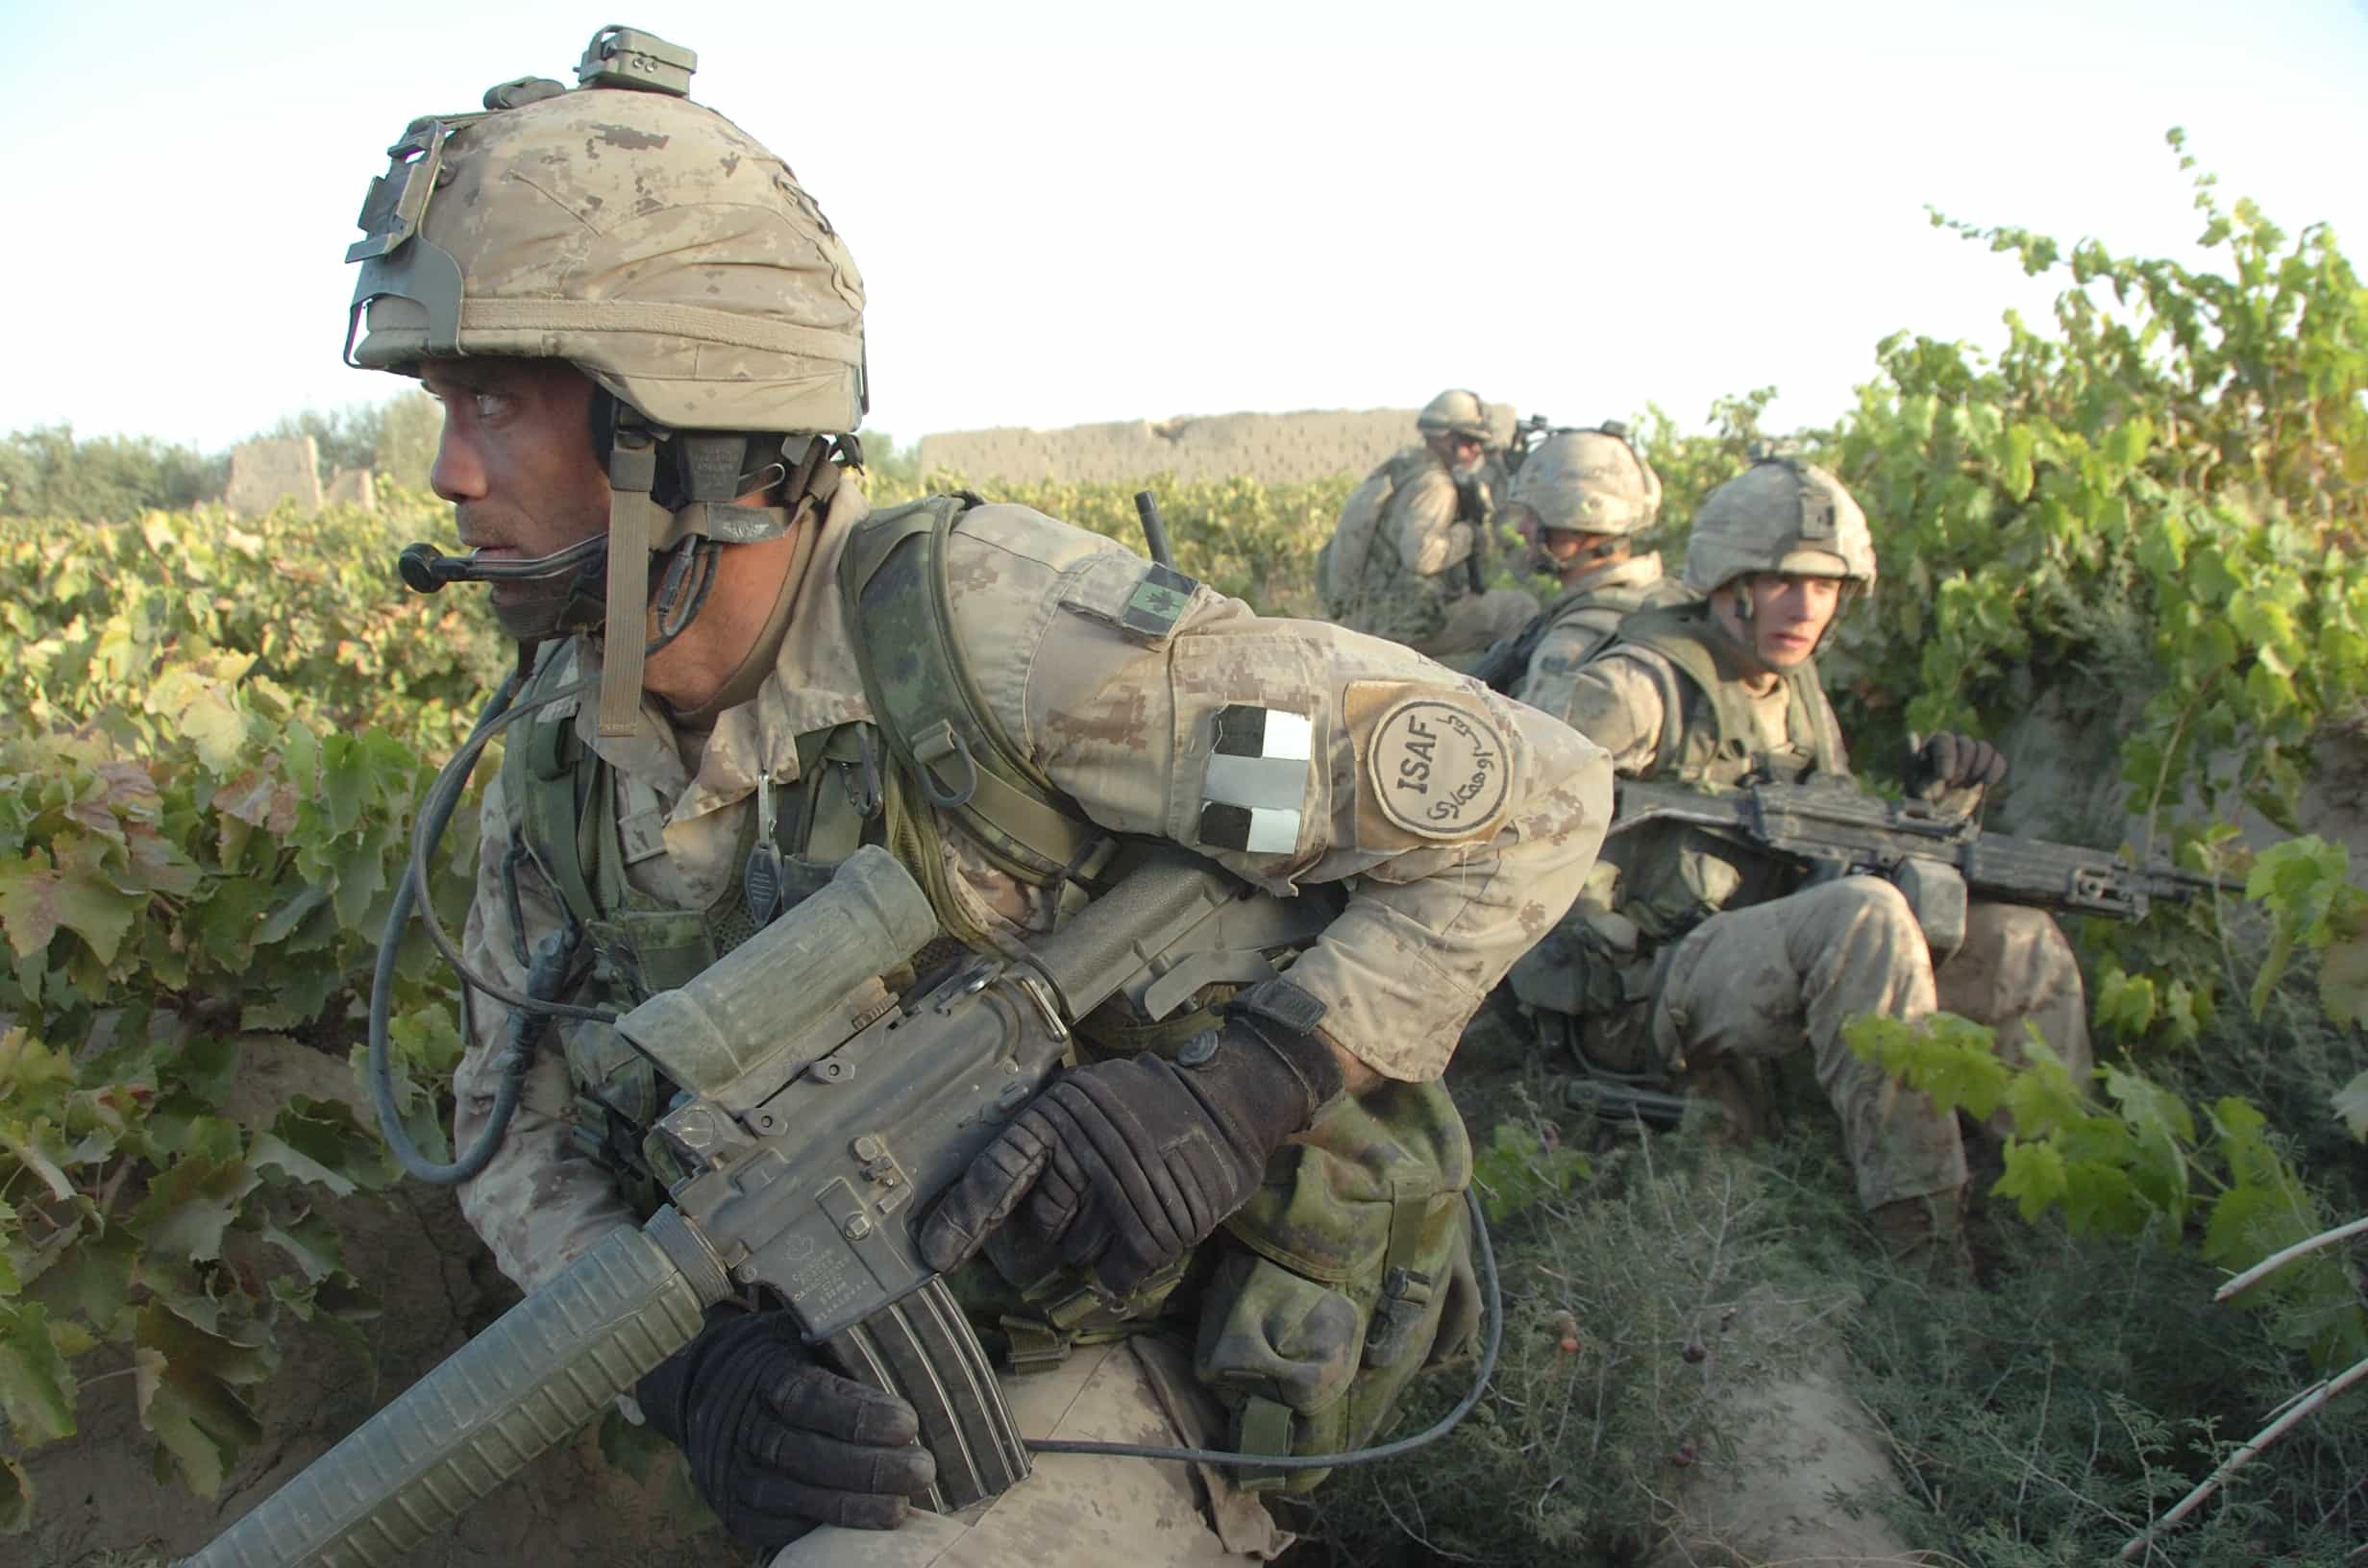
[182,1209,729,1568]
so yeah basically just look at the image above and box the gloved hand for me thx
[918,985,1347,1296]
[1904,730,2008,815]
[636,1307,934,1552]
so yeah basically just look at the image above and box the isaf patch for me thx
[1195,704,1313,855]
[1344,681,1515,847]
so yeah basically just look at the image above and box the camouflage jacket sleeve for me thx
[451,767,639,1295]
[1554,651,1669,776]
[1389,467,1474,579]
[946,504,1609,1082]
[1515,608,1625,724]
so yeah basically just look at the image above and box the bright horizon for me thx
[7,0,2365,454]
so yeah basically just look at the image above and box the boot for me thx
[1868,1187,1974,1277]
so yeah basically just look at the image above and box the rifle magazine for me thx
[829,1276,1031,1512]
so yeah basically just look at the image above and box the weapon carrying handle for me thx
[183,1209,728,1568]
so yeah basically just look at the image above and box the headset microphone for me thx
[396,536,607,594]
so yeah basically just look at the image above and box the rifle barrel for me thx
[184,1211,728,1568]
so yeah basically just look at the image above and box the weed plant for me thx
[1302,1116,1873,1566]
[1306,1090,2367,1565]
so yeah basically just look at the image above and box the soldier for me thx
[1317,389,1539,661]
[1497,422,1692,715]
[1506,457,2091,1266]
[341,31,1606,1566]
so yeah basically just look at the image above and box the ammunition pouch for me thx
[1195,1079,1477,1494]
[1508,887,1671,1080]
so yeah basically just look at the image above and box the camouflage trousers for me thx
[1410,586,1540,662]
[769,1336,1289,1568]
[1648,876,2092,1211]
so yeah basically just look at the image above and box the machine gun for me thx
[184,845,1333,1567]
[1611,776,2238,953]
[1550,778,2237,1127]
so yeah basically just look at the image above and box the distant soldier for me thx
[1494,422,1692,713]
[1318,389,1539,660]
[1474,400,1520,525]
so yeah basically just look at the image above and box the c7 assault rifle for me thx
[184,845,1333,1567]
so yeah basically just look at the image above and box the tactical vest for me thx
[499,494,1474,1489]
[1508,600,1848,1074]
[1602,600,1848,943]
[1482,560,1691,698]
[1535,567,1691,657]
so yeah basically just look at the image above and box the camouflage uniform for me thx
[1319,392,1537,659]
[454,485,1611,1559]
[1514,460,2090,1214]
[341,39,1607,1564]
[1515,553,1686,720]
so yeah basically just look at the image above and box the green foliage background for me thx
[2,132,2365,1562]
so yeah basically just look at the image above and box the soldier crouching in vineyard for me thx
[1315,390,1539,661]
[331,28,1605,1566]
[1471,421,1693,709]
[1506,456,2092,1269]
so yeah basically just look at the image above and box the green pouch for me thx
[1197,1078,1475,1493]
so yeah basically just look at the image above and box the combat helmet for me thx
[1682,455,1877,600]
[346,26,866,734]
[1511,422,1664,554]
[1416,388,1495,444]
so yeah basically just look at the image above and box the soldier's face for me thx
[1728,573,1842,669]
[421,358,610,607]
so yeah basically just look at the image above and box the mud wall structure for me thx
[918,406,1506,483]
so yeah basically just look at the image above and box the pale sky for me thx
[6,0,2364,452]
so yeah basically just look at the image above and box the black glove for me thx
[636,1307,934,1552]
[918,986,1346,1295]
[1905,730,2008,807]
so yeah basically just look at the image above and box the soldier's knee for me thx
[1788,875,1927,974]
[1819,874,1920,934]
[1961,902,2085,992]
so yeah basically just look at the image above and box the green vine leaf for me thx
[0,835,142,965]
[2334,1070,2368,1143]
[132,1309,265,1500]
[0,1453,30,1534]
[0,1303,77,1448]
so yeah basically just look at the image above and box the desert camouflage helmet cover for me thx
[344,32,866,434]
[1682,457,1877,596]
[1512,425,1663,537]
[1417,388,1494,443]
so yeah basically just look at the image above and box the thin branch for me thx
[2213,1214,2368,1303]
[2118,1353,2368,1560]
[1374,1484,1479,1564]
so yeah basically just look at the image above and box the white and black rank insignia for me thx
[1195,703,1313,855]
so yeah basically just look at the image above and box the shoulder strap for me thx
[1782,661,1850,776]
[837,495,1104,887]
[501,643,604,936]
[1608,604,1764,785]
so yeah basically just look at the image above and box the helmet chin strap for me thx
[397,414,837,729]
[597,428,668,737]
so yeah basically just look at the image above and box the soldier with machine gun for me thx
[1506,455,2100,1270]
